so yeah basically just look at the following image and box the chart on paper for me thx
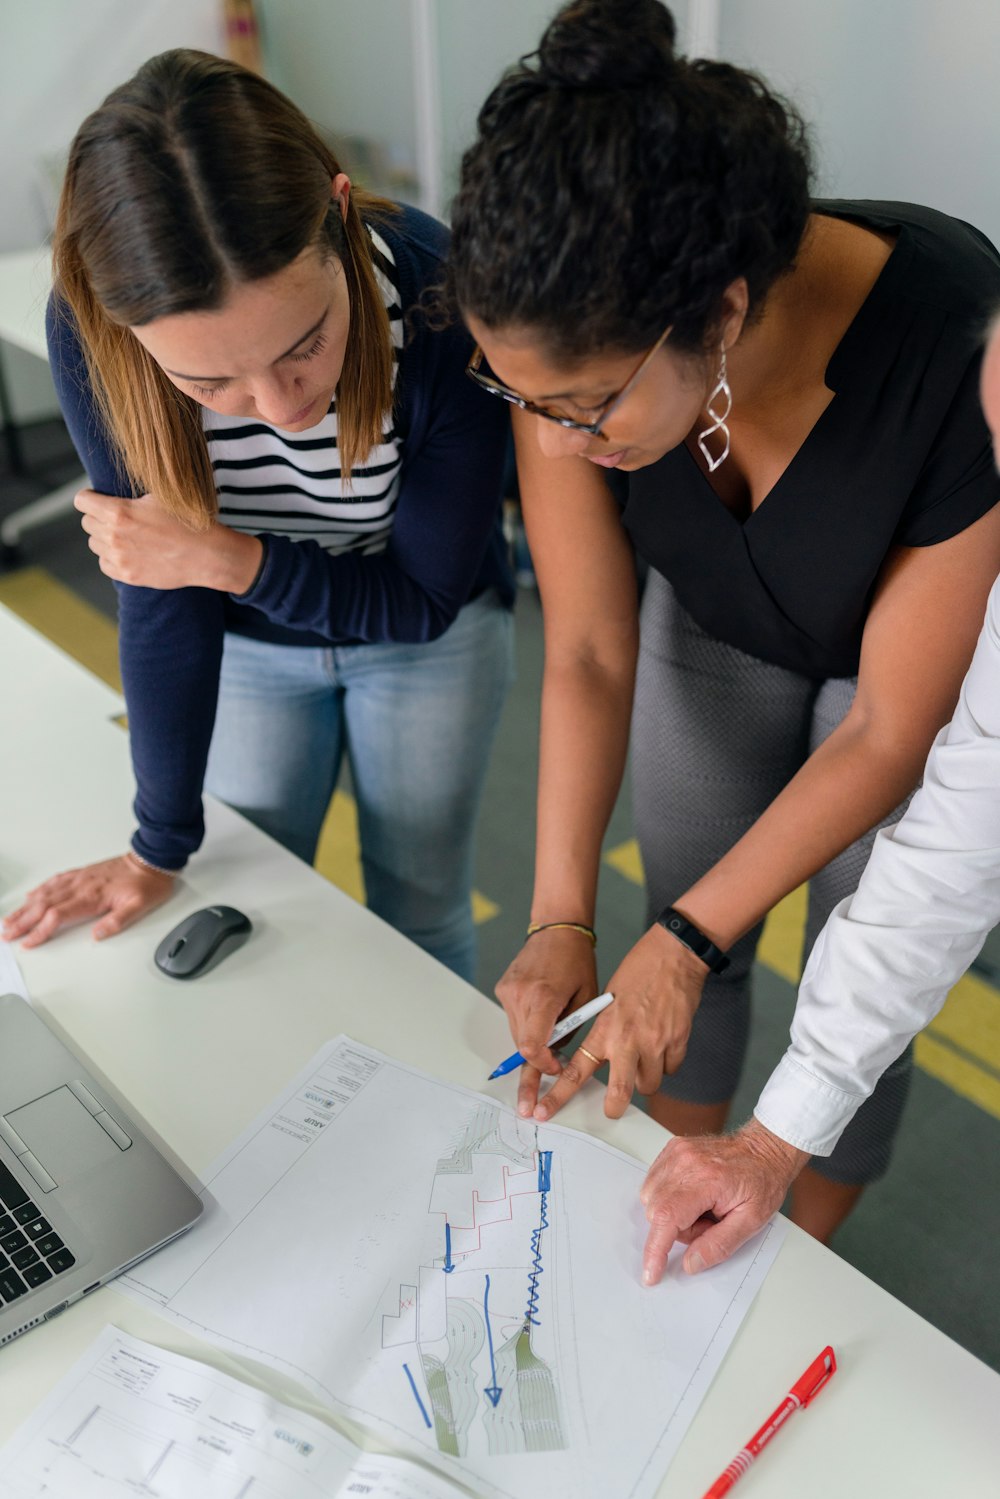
[121,1038,786,1499]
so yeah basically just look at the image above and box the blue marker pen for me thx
[487,992,615,1080]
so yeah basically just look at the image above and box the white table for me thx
[1,604,998,1496]
[0,247,83,550]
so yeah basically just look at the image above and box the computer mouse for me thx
[154,906,252,980]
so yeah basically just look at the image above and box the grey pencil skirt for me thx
[631,572,914,1185]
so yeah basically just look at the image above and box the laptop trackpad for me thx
[7,1088,121,1181]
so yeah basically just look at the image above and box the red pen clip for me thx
[790,1345,837,1408]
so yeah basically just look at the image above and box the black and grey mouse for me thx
[154,905,252,980]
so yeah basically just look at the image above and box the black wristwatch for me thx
[655,907,731,975]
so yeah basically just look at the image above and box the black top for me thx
[622,201,1000,679]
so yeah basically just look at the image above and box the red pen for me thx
[700,1346,837,1498]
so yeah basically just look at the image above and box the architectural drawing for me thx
[119,1037,787,1499]
[384,1105,564,1458]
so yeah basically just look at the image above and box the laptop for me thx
[0,993,203,1347]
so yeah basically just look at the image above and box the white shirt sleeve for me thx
[754,573,1000,1156]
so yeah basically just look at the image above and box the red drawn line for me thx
[431,1162,541,1256]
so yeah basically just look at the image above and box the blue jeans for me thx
[204,591,514,982]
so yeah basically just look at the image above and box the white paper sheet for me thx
[122,1037,786,1499]
[0,1326,466,1498]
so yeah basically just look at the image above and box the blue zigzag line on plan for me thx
[525,1194,550,1325]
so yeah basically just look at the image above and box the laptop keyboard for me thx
[0,1157,76,1305]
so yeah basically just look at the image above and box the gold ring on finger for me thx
[577,1046,603,1066]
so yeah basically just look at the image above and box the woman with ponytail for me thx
[3,49,514,983]
[449,0,1000,1240]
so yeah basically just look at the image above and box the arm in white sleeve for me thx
[755,573,1000,1155]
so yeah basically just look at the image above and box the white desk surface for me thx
[0,248,50,362]
[1,603,998,1497]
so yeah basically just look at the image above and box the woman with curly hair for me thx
[1,50,514,982]
[448,0,1000,1240]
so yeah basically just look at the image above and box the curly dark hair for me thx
[447,0,813,358]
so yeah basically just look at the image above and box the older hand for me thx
[530,922,708,1123]
[75,489,262,592]
[639,1119,810,1284]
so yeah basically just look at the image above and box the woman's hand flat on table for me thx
[2,854,175,947]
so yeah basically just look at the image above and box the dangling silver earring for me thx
[697,343,732,473]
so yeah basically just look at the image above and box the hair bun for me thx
[536,0,678,90]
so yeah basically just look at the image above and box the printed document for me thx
[0,1325,465,1497]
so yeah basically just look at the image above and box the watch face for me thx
[659,908,729,974]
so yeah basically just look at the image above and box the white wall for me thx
[256,0,418,200]
[0,0,224,422]
[719,0,1000,250]
[255,1,694,215]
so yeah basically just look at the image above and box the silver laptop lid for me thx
[0,993,203,1347]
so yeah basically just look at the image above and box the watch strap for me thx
[655,906,731,975]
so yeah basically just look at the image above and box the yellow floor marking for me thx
[924,969,1000,1073]
[914,1031,1000,1123]
[472,891,500,924]
[313,788,499,925]
[605,837,645,886]
[756,885,809,985]
[314,789,366,903]
[0,566,120,690]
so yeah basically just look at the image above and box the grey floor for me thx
[5,418,1000,1373]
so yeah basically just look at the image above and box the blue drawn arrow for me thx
[483,1273,502,1407]
[403,1362,432,1428]
[443,1220,454,1273]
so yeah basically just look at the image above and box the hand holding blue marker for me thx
[487,992,615,1080]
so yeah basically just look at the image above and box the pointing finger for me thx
[642,1206,683,1286]
[603,1039,640,1120]
[532,1045,603,1122]
[517,1063,544,1119]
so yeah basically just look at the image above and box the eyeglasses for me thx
[465,322,673,437]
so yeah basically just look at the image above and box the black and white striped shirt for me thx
[203,227,404,556]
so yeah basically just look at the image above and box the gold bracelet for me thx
[526,920,597,947]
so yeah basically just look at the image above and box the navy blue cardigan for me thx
[48,204,513,870]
